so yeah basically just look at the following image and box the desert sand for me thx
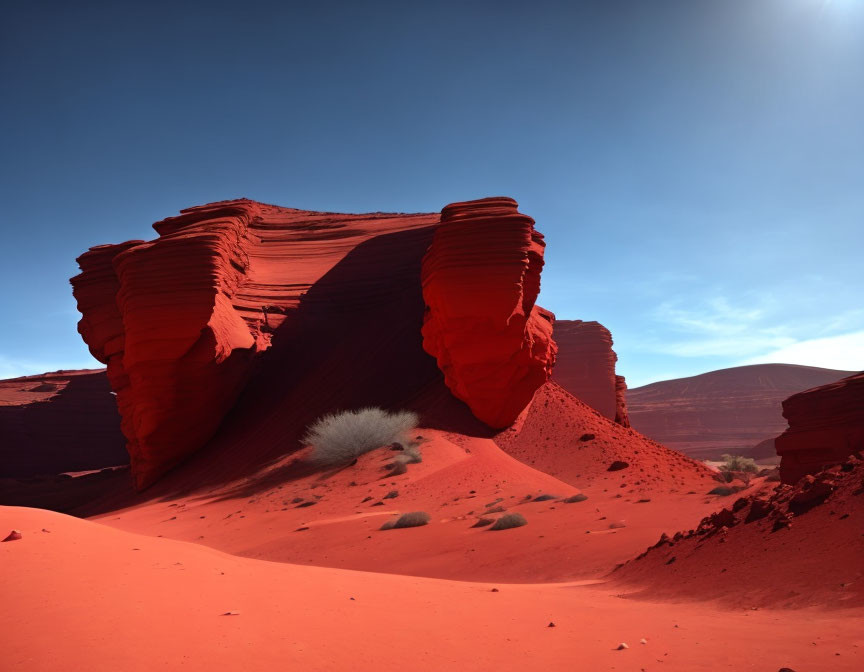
[3,505,862,672]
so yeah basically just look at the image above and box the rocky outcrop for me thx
[0,369,125,477]
[626,364,856,460]
[72,197,558,488]
[775,371,864,484]
[612,456,864,608]
[72,200,439,488]
[551,320,629,425]
[420,197,557,428]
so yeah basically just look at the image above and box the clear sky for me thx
[2,0,862,387]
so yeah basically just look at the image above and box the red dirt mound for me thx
[627,363,856,460]
[495,382,714,493]
[0,369,125,478]
[611,457,864,608]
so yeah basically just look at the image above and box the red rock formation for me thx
[626,364,856,460]
[0,369,126,477]
[551,320,629,425]
[420,197,557,428]
[72,200,439,488]
[775,371,864,484]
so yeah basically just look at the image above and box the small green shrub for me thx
[380,511,430,530]
[303,408,419,466]
[489,513,527,530]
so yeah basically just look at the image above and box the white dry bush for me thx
[303,408,419,466]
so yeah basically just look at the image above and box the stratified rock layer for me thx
[420,197,557,428]
[775,371,864,484]
[0,369,125,477]
[551,320,629,426]
[72,200,439,488]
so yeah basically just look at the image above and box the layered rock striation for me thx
[775,371,864,484]
[72,200,439,488]
[72,197,561,488]
[420,197,557,428]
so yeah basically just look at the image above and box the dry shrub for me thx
[303,408,419,466]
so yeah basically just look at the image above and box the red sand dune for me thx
[626,363,856,460]
[3,504,861,672]
[776,371,864,483]
[0,369,125,477]
[551,319,630,426]
[421,197,556,428]
[611,457,864,610]
[73,384,724,583]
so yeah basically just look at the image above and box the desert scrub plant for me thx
[719,454,758,473]
[489,513,527,530]
[303,408,419,466]
[380,511,430,530]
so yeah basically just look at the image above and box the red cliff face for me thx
[420,197,557,428]
[71,196,557,488]
[775,371,864,484]
[551,320,629,426]
[71,200,438,488]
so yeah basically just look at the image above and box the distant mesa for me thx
[0,369,126,478]
[775,370,864,484]
[70,197,558,488]
[624,363,856,461]
[552,319,630,427]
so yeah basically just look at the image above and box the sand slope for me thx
[3,505,861,672]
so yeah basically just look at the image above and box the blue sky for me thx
[1,0,862,387]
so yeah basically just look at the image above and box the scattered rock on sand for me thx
[562,494,588,503]
[616,642,629,650]
[2,530,22,542]
[607,461,629,472]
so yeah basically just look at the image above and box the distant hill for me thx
[626,363,858,460]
